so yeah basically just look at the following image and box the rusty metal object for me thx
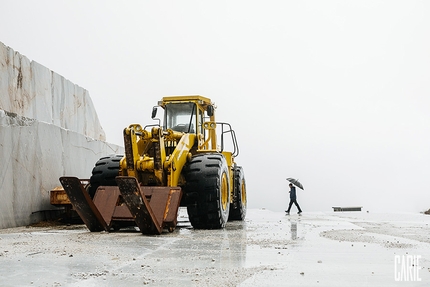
[116,176,182,235]
[59,177,108,232]
[50,186,71,206]
[124,128,135,171]
[59,176,182,234]
[144,186,182,232]
[93,186,134,226]
[116,176,162,234]
[51,180,89,206]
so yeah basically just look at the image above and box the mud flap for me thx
[115,176,182,235]
[59,177,108,232]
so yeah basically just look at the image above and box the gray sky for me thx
[2,1,430,213]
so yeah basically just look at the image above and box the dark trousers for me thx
[287,198,302,212]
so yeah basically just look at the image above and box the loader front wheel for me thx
[229,166,247,221]
[88,154,123,198]
[184,153,230,229]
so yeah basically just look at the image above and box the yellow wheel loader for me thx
[55,95,247,234]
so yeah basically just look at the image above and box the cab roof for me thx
[160,95,212,107]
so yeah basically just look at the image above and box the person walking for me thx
[286,183,302,215]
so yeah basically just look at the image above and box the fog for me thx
[2,1,430,213]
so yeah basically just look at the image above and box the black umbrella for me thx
[286,178,304,190]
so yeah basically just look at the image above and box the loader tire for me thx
[184,153,230,229]
[229,166,247,221]
[88,154,123,198]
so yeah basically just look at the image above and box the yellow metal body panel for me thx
[160,95,212,106]
[222,151,235,204]
[118,95,235,195]
[165,133,196,187]
[50,187,71,205]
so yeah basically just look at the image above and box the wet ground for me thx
[0,209,429,286]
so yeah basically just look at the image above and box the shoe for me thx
[285,211,290,215]
[298,211,302,214]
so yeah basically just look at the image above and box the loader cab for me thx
[163,102,204,134]
[156,96,216,142]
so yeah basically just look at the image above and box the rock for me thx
[0,42,124,229]
[0,41,105,140]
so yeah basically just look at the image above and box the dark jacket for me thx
[290,186,297,199]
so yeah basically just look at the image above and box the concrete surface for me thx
[0,209,429,286]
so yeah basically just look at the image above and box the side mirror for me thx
[207,105,214,117]
[151,106,158,119]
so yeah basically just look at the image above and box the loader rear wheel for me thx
[184,153,230,229]
[88,154,123,198]
[229,166,247,221]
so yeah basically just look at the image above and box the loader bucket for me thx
[59,176,182,235]
[115,176,182,235]
[59,177,109,232]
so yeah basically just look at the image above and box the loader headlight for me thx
[203,122,216,130]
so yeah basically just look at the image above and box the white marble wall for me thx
[0,42,123,228]
[0,41,105,140]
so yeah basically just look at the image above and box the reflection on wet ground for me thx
[0,209,429,286]
[291,221,297,240]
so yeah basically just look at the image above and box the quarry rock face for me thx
[0,42,123,228]
[0,42,105,140]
